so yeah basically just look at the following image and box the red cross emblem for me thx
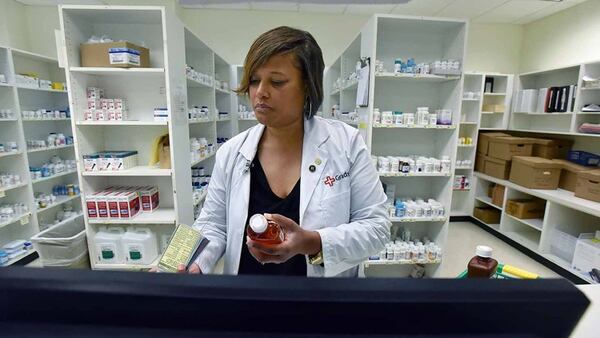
[324,176,335,187]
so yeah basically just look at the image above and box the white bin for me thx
[30,218,89,268]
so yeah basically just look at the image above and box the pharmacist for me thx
[185,26,390,277]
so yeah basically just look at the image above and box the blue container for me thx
[567,150,600,167]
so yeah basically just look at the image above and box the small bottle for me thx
[467,245,498,278]
[247,214,284,245]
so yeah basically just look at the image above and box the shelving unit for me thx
[451,72,513,217]
[59,5,225,270]
[326,15,467,278]
[0,44,80,265]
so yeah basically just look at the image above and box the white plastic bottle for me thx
[94,227,125,264]
[121,227,159,265]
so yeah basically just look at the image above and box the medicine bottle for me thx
[467,245,498,278]
[247,214,284,245]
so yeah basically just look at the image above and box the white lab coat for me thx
[193,116,390,277]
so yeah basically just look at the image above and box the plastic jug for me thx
[121,228,159,265]
[94,226,125,264]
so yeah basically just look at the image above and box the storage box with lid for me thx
[475,153,486,172]
[80,41,150,68]
[532,138,573,160]
[477,132,510,155]
[473,207,501,224]
[488,137,534,161]
[492,185,505,207]
[506,199,546,219]
[571,231,600,283]
[484,156,511,179]
[552,159,593,192]
[509,156,562,189]
[575,169,600,202]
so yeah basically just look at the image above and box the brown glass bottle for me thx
[467,245,498,278]
[247,214,284,245]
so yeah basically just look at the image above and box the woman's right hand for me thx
[176,263,202,274]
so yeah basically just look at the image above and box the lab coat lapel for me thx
[300,118,329,225]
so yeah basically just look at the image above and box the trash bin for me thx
[30,217,89,268]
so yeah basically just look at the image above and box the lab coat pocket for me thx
[321,189,350,228]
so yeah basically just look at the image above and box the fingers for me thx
[247,238,290,257]
[149,266,159,273]
[187,263,202,274]
[247,245,285,264]
[177,264,186,273]
[265,213,297,231]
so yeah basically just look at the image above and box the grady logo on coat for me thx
[324,171,350,187]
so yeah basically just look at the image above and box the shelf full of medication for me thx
[373,107,453,129]
[374,155,452,176]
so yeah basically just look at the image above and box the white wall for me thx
[465,23,523,74]
[1,0,525,75]
[520,0,600,73]
[181,8,370,66]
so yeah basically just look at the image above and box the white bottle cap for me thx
[249,214,268,233]
[476,245,493,258]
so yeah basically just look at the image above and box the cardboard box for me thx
[475,153,486,173]
[487,183,495,198]
[509,156,562,190]
[477,132,511,155]
[80,41,150,68]
[484,156,511,180]
[488,137,534,161]
[506,199,546,219]
[553,159,593,192]
[473,207,501,224]
[575,170,600,203]
[571,232,600,280]
[492,185,505,207]
[532,138,573,159]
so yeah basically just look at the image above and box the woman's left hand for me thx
[246,213,321,264]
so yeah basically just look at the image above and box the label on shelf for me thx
[20,215,29,225]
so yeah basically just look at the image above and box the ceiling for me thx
[15,0,589,24]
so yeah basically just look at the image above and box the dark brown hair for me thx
[236,26,324,119]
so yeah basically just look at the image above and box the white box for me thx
[87,87,103,99]
[84,109,95,121]
[95,110,106,121]
[108,151,138,171]
[83,154,100,171]
[572,233,600,283]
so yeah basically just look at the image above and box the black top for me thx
[238,158,307,276]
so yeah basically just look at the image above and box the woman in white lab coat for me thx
[183,26,390,277]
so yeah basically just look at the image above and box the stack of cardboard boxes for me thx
[475,132,600,211]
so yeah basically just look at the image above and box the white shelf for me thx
[36,195,80,214]
[375,72,460,82]
[16,86,67,94]
[40,213,84,230]
[88,208,176,225]
[475,172,600,218]
[543,254,596,284]
[32,170,77,184]
[94,257,159,271]
[580,87,600,91]
[216,117,231,122]
[513,112,573,116]
[330,88,341,96]
[215,87,231,95]
[378,172,451,177]
[191,152,216,167]
[186,77,213,89]
[481,112,504,115]
[572,132,600,138]
[453,188,471,191]
[504,213,543,232]
[188,118,214,124]
[238,117,257,121]
[82,166,172,177]
[0,182,28,194]
[483,92,506,96]
[70,67,165,76]
[0,118,18,122]
[0,82,13,88]
[364,259,441,266]
[576,112,600,115]
[23,118,71,122]
[11,47,57,63]
[0,212,32,229]
[504,231,539,251]
[472,215,500,231]
[457,145,475,148]
[462,98,480,101]
[76,120,168,126]
[373,123,455,129]
[459,122,478,125]
[475,196,502,210]
[5,250,37,266]
[389,216,447,223]
[27,144,74,154]
[0,151,22,159]
[480,127,506,130]
[455,166,473,170]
